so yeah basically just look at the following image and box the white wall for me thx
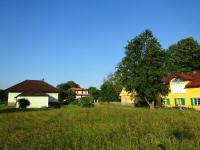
[47,93,59,102]
[16,96,49,108]
[8,92,21,103]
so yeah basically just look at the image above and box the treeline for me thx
[56,78,121,104]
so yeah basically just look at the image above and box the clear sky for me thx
[0,0,200,89]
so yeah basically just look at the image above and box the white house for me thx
[6,80,59,108]
[70,88,90,99]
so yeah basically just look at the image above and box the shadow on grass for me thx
[0,107,55,114]
[157,144,166,150]
[173,128,195,141]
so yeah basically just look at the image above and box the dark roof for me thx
[161,72,200,88]
[16,89,48,97]
[6,80,59,93]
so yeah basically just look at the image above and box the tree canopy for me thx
[57,81,80,91]
[117,29,168,107]
[166,37,200,73]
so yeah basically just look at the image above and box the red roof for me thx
[70,88,86,91]
[161,75,174,84]
[6,80,59,93]
[162,72,200,88]
[186,72,200,88]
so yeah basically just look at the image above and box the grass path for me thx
[0,105,200,149]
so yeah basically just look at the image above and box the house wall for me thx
[120,89,136,104]
[47,93,59,102]
[8,92,21,106]
[16,96,49,108]
[162,78,200,110]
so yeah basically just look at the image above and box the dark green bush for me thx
[69,99,79,105]
[18,99,30,109]
[64,98,78,105]
[79,97,94,107]
[49,102,61,108]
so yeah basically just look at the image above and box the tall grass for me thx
[0,105,200,149]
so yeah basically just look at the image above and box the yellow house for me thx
[119,88,136,105]
[161,72,200,110]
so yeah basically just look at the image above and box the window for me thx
[175,98,185,106]
[162,98,170,105]
[191,98,200,106]
[78,91,82,94]
[171,78,186,94]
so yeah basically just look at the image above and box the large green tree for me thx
[166,37,200,73]
[117,29,168,107]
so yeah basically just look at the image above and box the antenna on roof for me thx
[42,78,45,81]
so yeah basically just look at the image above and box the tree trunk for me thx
[149,101,155,109]
[144,97,155,108]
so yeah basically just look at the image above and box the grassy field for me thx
[0,105,200,149]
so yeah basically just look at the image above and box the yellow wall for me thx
[162,78,200,110]
[120,88,136,104]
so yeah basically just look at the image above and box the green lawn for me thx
[0,103,7,110]
[0,105,200,149]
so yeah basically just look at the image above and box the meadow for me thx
[0,104,200,149]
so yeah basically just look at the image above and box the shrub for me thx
[79,97,94,107]
[63,98,77,105]
[49,102,61,108]
[58,90,76,103]
[18,99,30,109]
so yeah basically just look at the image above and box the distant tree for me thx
[166,37,200,73]
[87,87,101,102]
[57,81,79,103]
[18,99,30,109]
[100,81,119,102]
[117,29,168,108]
[0,90,7,103]
[105,73,123,96]
[57,81,80,91]
[58,90,76,103]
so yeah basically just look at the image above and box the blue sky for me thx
[0,0,200,89]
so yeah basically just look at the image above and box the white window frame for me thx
[171,78,186,94]
[193,98,200,106]
[162,98,169,105]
